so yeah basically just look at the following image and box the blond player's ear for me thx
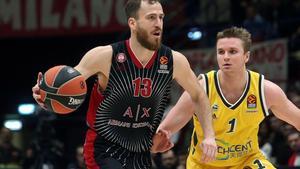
[245,51,250,63]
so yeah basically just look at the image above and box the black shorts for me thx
[83,129,152,169]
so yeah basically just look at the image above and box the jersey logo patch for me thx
[158,57,169,74]
[160,56,168,65]
[116,53,127,63]
[212,113,217,119]
[246,94,258,113]
[212,104,218,111]
[247,94,257,108]
[215,139,253,160]
[212,104,218,119]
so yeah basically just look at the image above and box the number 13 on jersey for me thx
[133,78,153,97]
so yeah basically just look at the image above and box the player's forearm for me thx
[194,93,215,139]
[159,92,195,134]
[159,107,192,134]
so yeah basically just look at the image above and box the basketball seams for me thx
[54,66,80,87]
[58,74,80,89]
[44,90,86,97]
[52,66,64,87]
[57,75,86,95]
[44,65,64,87]
[42,82,59,90]
[51,99,74,114]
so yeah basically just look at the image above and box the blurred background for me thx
[0,0,299,168]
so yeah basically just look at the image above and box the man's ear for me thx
[128,18,136,31]
[245,51,250,63]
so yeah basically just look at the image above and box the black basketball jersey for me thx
[94,40,173,152]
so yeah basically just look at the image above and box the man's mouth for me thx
[152,31,161,37]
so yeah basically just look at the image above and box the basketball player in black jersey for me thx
[32,0,217,168]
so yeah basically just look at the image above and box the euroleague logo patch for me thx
[160,56,168,65]
[247,94,257,109]
[116,53,127,63]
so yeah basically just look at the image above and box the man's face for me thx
[288,132,300,151]
[134,1,164,50]
[161,150,177,169]
[216,38,249,73]
[0,127,12,144]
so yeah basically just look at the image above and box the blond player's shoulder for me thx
[264,79,286,107]
[264,79,284,96]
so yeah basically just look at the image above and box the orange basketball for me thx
[39,65,87,114]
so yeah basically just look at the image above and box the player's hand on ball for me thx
[200,137,217,163]
[32,72,47,109]
[151,129,174,153]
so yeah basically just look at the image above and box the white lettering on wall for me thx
[42,0,60,28]
[115,0,127,25]
[91,0,113,27]
[0,0,21,29]
[63,0,87,28]
[26,0,37,30]
[0,0,128,34]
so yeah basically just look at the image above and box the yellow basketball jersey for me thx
[188,70,269,167]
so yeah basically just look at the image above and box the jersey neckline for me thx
[125,40,158,69]
[214,70,251,110]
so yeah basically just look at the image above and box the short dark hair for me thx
[125,0,161,19]
[216,27,252,52]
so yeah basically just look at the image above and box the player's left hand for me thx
[200,137,217,163]
[150,129,174,153]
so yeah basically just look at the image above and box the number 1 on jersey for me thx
[227,118,236,133]
[253,159,266,169]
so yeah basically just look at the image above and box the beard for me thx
[136,25,162,51]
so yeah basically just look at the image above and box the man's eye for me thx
[230,50,237,54]
[149,16,155,20]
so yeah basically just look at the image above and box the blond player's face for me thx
[135,1,164,50]
[216,38,249,72]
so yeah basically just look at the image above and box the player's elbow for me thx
[191,88,205,102]
[295,123,300,131]
[290,119,300,131]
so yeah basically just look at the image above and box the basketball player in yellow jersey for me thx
[156,27,300,169]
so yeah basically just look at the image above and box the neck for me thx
[218,69,248,91]
[129,38,155,61]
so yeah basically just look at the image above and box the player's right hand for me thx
[200,137,217,163]
[151,129,174,153]
[32,72,47,109]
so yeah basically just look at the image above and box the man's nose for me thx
[224,52,230,61]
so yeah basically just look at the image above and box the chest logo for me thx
[212,104,218,119]
[246,94,258,113]
[247,94,257,109]
[116,53,127,63]
[158,56,169,74]
[160,56,168,65]
[212,104,218,111]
